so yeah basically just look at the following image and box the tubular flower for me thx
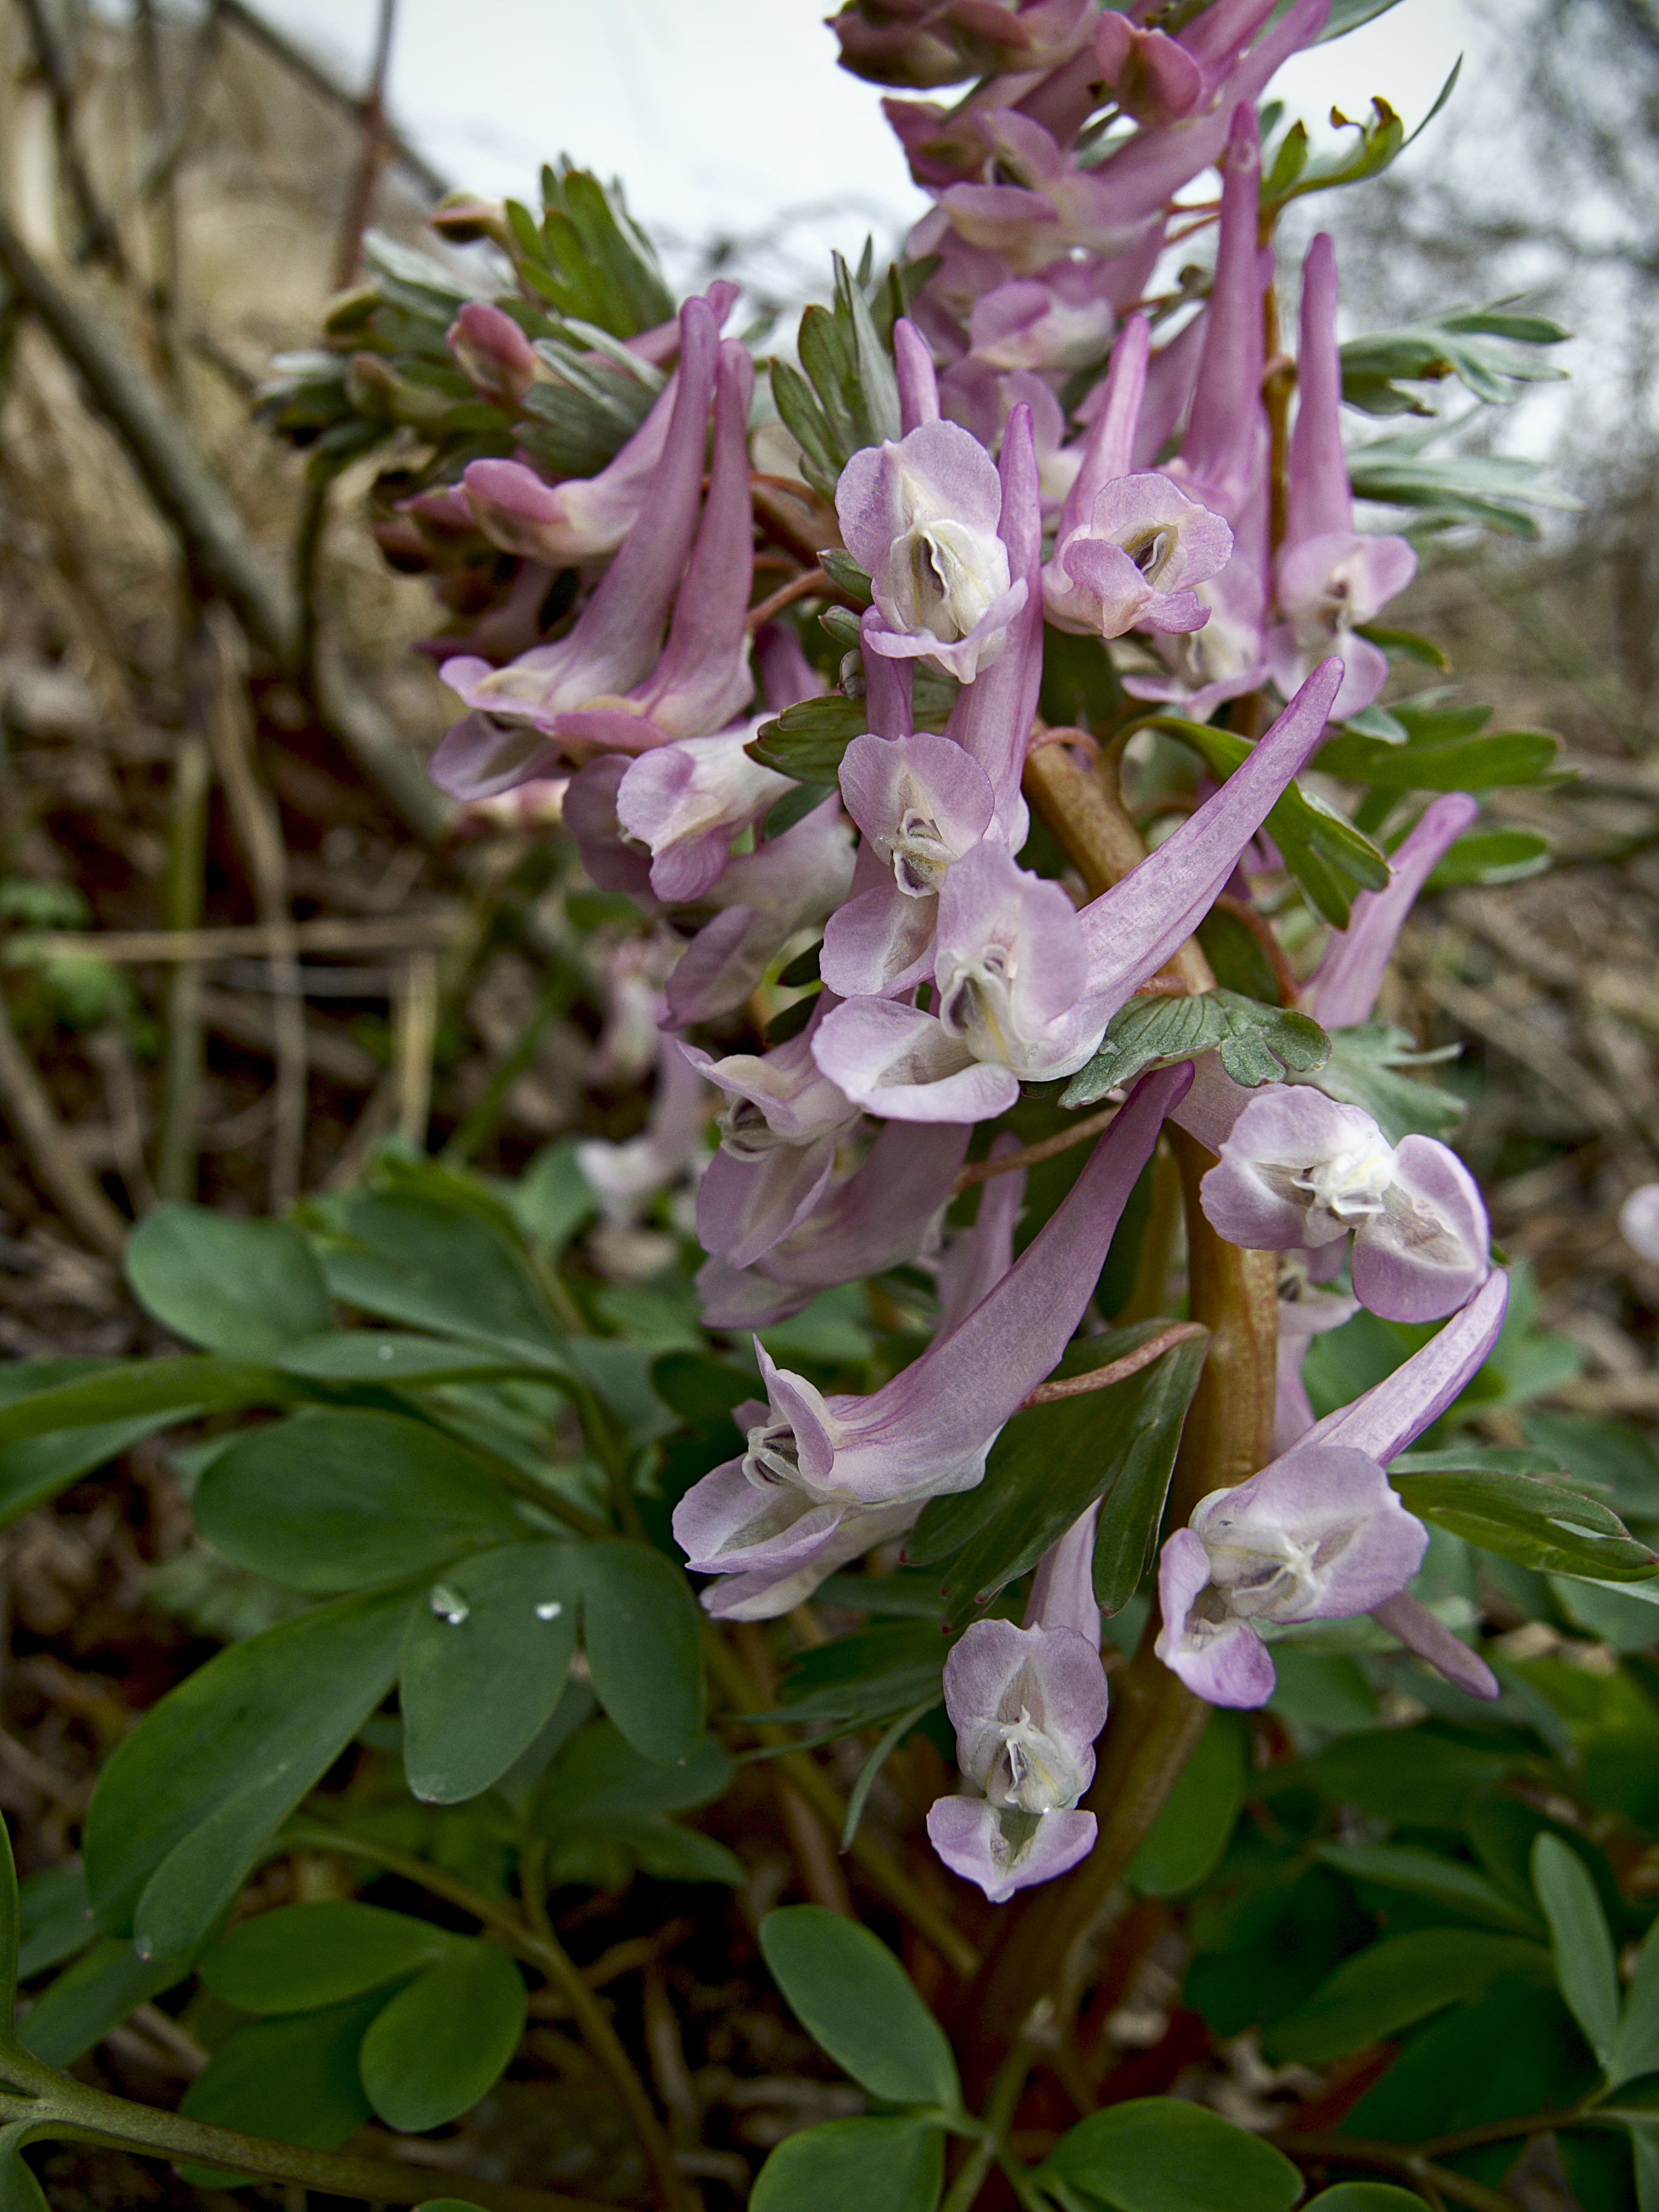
[1122,105,1273,717]
[433,320,753,791]
[1156,1274,1511,1709]
[1042,315,1234,640]
[1266,235,1416,719]
[814,660,1343,1122]
[927,1502,1108,1902]
[837,418,1030,681]
[672,1066,1187,1617]
[1200,1085,1490,1324]
[684,1013,863,1272]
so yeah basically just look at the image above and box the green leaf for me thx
[19,1934,200,2066]
[1631,2125,1659,2212]
[1315,1842,1542,1933]
[1352,624,1450,669]
[16,1862,93,1981]
[1347,424,1582,534]
[910,1327,1206,1622]
[770,1622,946,1727]
[509,1138,599,1254]
[814,1571,947,1618]
[401,1542,579,1803]
[178,1992,385,2162]
[198,1900,457,2014]
[195,1409,525,1594]
[759,1906,959,2110]
[1195,905,1285,1005]
[0,1820,15,2035]
[750,2116,945,2212]
[1550,1574,1659,1652]
[0,1356,292,1446]
[0,1359,206,1529]
[819,548,872,605]
[1142,716,1392,926]
[1091,1338,1212,1615]
[1343,1973,1595,2151]
[1061,991,1329,1110]
[1426,827,1553,889]
[763,783,837,840]
[0,2126,49,2212]
[1128,1713,1247,1898]
[278,1332,558,1384]
[1302,2193,1433,2212]
[581,1543,703,1765]
[83,1587,408,1956]
[1318,725,1561,791]
[125,1205,332,1358]
[358,1943,528,2132]
[318,1192,563,1362]
[651,1353,756,1426]
[1307,1729,1509,1828]
[745,693,865,782]
[1391,1467,1658,1582]
[1041,2098,1302,2212]
[539,1721,732,1826]
[1533,1831,1621,2068]
[1341,301,1569,417]
[1310,1024,1465,1144]
[564,1818,745,1886]
[1264,1930,1549,2064]
[1612,1920,1659,2088]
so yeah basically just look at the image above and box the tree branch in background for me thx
[334,0,399,290]
[0,209,451,844]
[13,0,129,273]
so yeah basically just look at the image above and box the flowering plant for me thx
[4,7,1658,2211]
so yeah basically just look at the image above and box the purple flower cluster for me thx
[416,5,1506,1903]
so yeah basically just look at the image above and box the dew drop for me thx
[377,1343,395,1361]
[534,1600,563,1621]
[428,1583,470,1626]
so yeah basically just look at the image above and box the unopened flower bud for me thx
[447,302,537,410]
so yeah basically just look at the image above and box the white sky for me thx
[258,0,1492,269]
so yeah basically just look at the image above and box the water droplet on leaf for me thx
[534,1600,563,1620]
[428,1583,470,1625]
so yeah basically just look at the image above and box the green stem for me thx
[0,2072,597,2210]
[1418,2105,1591,2159]
[939,2042,1034,2212]
[281,1823,692,2212]
[1272,2133,1528,2212]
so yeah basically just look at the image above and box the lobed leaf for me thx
[125,1204,333,1357]
[358,1943,528,2133]
[746,693,866,781]
[759,1906,959,2110]
[400,1543,581,1803]
[195,1409,525,1594]
[750,2116,945,2212]
[199,1900,457,2014]
[1532,1832,1621,2068]
[1311,1023,1466,1143]
[1391,1467,1659,1582]
[83,1587,409,1957]
[1061,992,1329,1110]
[581,1543,705,1765]
[1264,1929,1549,2064]
[1041,2098,1302,2212]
